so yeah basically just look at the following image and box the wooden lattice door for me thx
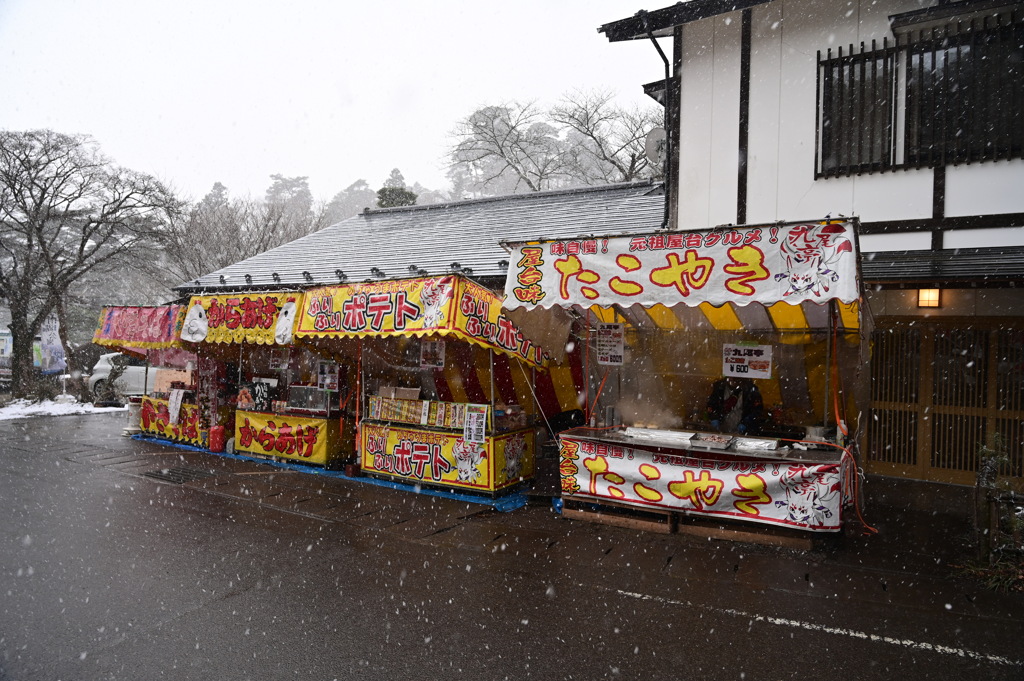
[867,319,1024,489]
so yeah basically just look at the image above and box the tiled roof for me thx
[861,247,1024,286]
[174,182,666,295]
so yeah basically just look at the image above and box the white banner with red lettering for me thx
[504,221,858,310]
[558,436,845,532]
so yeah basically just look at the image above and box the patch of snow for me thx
[0,398,127,421]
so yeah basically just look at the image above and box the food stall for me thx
[502,219,868,534]
[93,304,200,444]
[294,274,546,495]
[176,291,356,467]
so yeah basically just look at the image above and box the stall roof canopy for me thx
[173,182,666,296]
[861,246,1024,287]
[599,0,773,41]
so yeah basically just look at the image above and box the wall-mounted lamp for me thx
[497,259,509,270]
[244,273,253,285]
[218,275,226,285]
[917,288,941,308]
[302,271,314,283]
[335,269,347,282]
[370,267,385,278]
[272,272,281,283]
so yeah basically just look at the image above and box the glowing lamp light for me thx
[917,288,941,308]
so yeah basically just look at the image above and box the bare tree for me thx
[0,129,173,396]
[159,177,327,284]
[552,89,662,184]
[449,103,573,195]
[448,92,663,198]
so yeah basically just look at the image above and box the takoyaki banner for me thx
[559,434,845,532]
[295,275,545,367]
[360,421,534,493]
[94,305,187,349]
[503,220,859,311]
[180,293,303,345]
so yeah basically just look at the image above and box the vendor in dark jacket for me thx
[706,375,764,435]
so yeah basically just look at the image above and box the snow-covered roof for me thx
[174,182,666,295]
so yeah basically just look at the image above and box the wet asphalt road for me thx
[1,412,1022,680]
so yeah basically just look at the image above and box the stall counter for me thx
[234,409,343,467]
[139,395,205,447]
[360,421,535,494]
[558,427,848,533]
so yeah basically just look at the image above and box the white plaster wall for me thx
[677,16,741,229]
[675,0,1020,229]
[678,18,717,229]
[945,227,1024,249]
[946,160,1024,217]
[708,15,742,227]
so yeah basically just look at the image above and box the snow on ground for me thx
[0,397,127,421]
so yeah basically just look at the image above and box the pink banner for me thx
[93,306,185,349]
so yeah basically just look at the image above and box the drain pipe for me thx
[640,10,672,230]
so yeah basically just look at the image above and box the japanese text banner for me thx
[234,410,339,465]
[139,396,204,447]
[181,293,303,345]
[559,435,845,532]
[504,221,859,310]
[94,306,186,349]
[295,276,545,367]
[360,422,534,493]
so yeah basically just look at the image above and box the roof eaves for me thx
[599,0,774,42]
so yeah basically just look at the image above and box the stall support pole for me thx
[355,339,362,454]
[823,304,833,429]
[584,309,591,423]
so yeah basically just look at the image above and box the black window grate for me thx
[816,7,1023,178]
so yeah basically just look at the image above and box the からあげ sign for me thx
[504,221,859,311]
[233,410,339,466]
[180,294,301,345]
[139,396,204,447]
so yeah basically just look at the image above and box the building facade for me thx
[601,0,1024,488]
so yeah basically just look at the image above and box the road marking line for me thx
[608,587,1020,667]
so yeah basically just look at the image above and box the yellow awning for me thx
[294,275,545,367]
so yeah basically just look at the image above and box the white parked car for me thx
[88,353,157,399]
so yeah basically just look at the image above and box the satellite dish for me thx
[645,127,667,165]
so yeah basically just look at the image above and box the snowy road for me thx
[1,412,1021,680]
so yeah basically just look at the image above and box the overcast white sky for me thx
[0,1,666,201]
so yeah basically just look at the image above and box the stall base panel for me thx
[234,410,342,467]
[559,435,844,533]
[359,422,534,494]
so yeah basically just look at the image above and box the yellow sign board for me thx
[296,275,544,367]
[182,292,302,345]
[139,396,205,447]
[360,422,534,492]
[234,409,339,466]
